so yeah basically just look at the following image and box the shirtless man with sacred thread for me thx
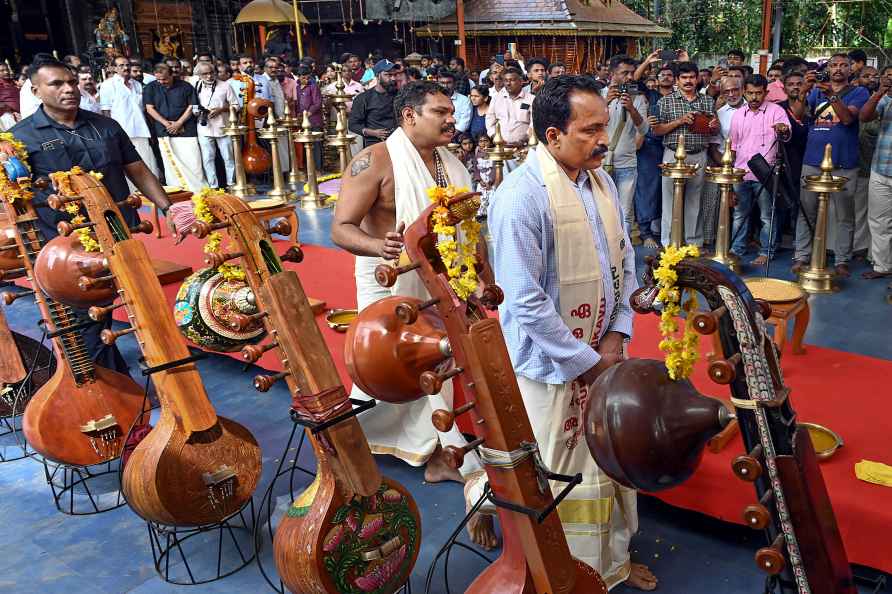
[332,80,498,549]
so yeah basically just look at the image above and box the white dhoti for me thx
[517,375,635,589]
[349,127,482,478]
[158,136,206,193]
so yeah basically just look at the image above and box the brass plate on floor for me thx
[325,309,357,332]
[801,422,843,461]
[744,278,806,303]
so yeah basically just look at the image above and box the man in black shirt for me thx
[143,64,205,192]
[1,59,171,371]
[778,71,810,212]
[348,60,399,147]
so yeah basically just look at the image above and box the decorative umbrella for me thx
[234,0,308,25]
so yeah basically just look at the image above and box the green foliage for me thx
[626,0,891,57]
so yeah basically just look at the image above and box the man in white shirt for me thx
[19,78,42,118]
[437,71,471,134]
[194,62,238,188]
[100,56,159,179]
[78,72,102,113]
[702,77,744,248]
[601,56,649,233]
[485,66,534,171]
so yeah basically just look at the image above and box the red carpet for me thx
[136,228,892,574]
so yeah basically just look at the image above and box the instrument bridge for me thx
[79,414,122,460]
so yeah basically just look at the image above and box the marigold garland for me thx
[193,187,245,282]
[0,132,33,204]
[654,244,701,380]
[303,172,341,194]
[427,185,479,301]
[49,167,104,252]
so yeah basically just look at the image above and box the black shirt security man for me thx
[348,60,399,147]
[1,58,172,372]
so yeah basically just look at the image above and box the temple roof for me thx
[428,0,670,37]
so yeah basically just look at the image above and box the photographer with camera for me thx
[194,61,238,189]
[792,54,870,278]
[602,55,648,237]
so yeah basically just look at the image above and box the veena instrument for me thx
[0,169,146,467]
[586,256,855,594]
[232,73,273,175]
[53,170,261,526]
[347,191,607,594]
[193,191,419,594]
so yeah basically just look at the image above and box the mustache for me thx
[442,125,455,134]
[590,145,608,158]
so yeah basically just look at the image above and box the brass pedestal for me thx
[487,121,516,189]
[279,102,306,191]
[799,144,847,294]
[223,104,257,198]
[257,112,295,203]
[705,139,745,271]
[659,134,699,248]
[293,111,329,210]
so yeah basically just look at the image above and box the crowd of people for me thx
[0,44,888,283]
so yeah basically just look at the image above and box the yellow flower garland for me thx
[192,187,245,282]
[654,244,701,380]
[428,185,479,301]
[0,132,33,204]
[49,167,103,252]
[303,172,341,194]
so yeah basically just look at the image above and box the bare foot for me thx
[423,445,464,484]
[751,255,769,266]
[626,563,658,591]
[862,270,892,280]
[643,238,659,250]
[464,476,500,550]
[834,263,851,278]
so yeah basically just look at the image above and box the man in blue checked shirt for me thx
[487,76,656,591]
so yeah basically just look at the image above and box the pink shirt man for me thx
[729,101,789,181]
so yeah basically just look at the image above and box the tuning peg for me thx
[0,242,18,252]
[280,245,304,263]
[117,195,144,209]
[395,297,439,325]
[480,284,504,310]
[432,401,476,432]
[129,220,153,235]
[732,444,763,482]
[755,299,773,319]
[374,261,420,288]
[254,370,290,392]
[78,274,114,291]
[420,366,462,396]
[241,340,278,363]
[0,267,27,281]
[755,534,786,575]
[707,352,741,384]
[691,305,727,335]
[46,193,82,210]
[442,437,485,470]
[228,311,268,332]
[2,290,34,305]
[88,301,124,321]
[205,251,243,268]
[57,220,94,237]
[267,219,292,237]
[76,257,110,277]
[100,326,136,345]
[191,220,230,238]
[743,490,773,530]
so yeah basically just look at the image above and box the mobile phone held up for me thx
[659,49,677,63]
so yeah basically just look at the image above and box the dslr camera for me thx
[617,82,639,95]
[197,106,211,127]
[815,70,831,83]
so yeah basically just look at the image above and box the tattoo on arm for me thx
[350,152,372,177]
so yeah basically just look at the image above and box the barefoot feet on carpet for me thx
[862,270,892,280]
[626,563,658,591]
[424,445,464,484]
[835,263,851,278]
[752,255,769,266]
[466,512,499,550]
[643,238,659,250]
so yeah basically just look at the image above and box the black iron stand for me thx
[1,329,55,462]
[253,400,410,593]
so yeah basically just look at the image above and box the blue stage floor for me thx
[0,212,888,593]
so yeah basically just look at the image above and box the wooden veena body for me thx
[233,74,272,176]
[624,257,856,594]
[196,193,419,594]
[346,192,607,594]
[1,177,146,467]
[55,171,261,527]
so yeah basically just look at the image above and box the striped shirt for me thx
[486,148,637,385]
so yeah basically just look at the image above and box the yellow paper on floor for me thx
[854,460,892,487]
